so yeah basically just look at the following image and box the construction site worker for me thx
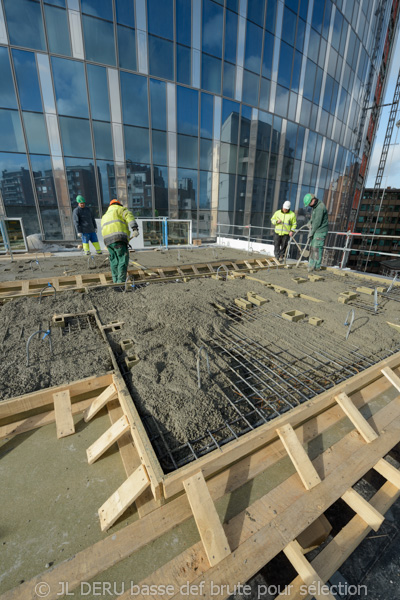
[303,193,329,271]
[72,195,102,256]
[101,199,139,284]
[271,200,297,262]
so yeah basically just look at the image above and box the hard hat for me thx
[76,195,86,204]
[282,201,291,210]
[303,193,315,207]
[110,199,122,206]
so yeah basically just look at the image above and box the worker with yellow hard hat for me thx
[271,200,297,262]
[101,199,138,286]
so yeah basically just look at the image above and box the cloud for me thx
[365,140,400,188]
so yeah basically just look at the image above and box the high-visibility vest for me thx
[101,204,135,246]
[271,210,297,236]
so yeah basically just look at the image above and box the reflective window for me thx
[240,105,252,145]
[52,57,89,118]
[262,31,274,79]
[23,112,50,154]
[0,152,39,235]
[178,168,197,214]
[245,21,263,74]
[291,51,302,93]
[219,173,235,212]
[118,26,137,71]
[148,35,174,80]
[154,165,168,215]
[259,78,270,111]
[247,0,266,26]
[176,0,191,46]
[296,17,305,53]
[200,93,213,139]
[0,110,25,153]
[242,71,259,107]
[116,0,135,27]
[44,0,66,6]
[30,154,62,239]
[278,41,293,89]
[266,0,277,33]
[221,99,239,144]
[223,62,236,99]
[275,85,289,118]
[224,10,238,63]
[65,157,99,217]
[251,178,267,213]
[82,15,116,66]
[299,0,308,20]
[283,7,297,45]
[202,0,223,58]
[126,163,152,216]
[220,142,238,174]
[226,0,238,12]
[201,54,221,95]
[87,65,110,122]
[3,0,46,51]
[199,171,212,208]
[97,159,116,210]
[120,72,149,127]
[177,45,191,86]
[44,5,71,56]
[199,138,213,171]
[147,0,173,40]
[177,86,198,136]
[124,125,150,163]
[81,0,113,21]
[59,117,93,157]
[150,79,166,131]
[0,47,18,109]
[152,130,167,165]
[93,121,113,160]
[257,111,272,151]
[254,149,269,178]
[178,135,198,169]
[312,0,325,33]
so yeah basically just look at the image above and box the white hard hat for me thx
[283,201,291,210]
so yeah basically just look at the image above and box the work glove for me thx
[77,233,82,238]
[130,222,139,238]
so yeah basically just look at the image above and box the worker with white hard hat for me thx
[271,200,297,262]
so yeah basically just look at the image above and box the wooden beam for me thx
[381,366,400,392]
[98,464,150,531]
[83,383,117,422]
[283,540,336,600]
[53,390,75,438]
[341,488,384,531]
[374,457,400,488]
[335,392,379,442]
[276,423,321,489]
[183,472,230,566]
[87,415,130,465]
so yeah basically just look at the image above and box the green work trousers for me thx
[309,234,327,270]
[107,242,129,283]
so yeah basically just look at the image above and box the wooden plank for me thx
[53,390,75,438]
[374,457,400,488]
[283,540,336,600]
[98,464,150,531]
[21,280,30,294]
[83,383,117,422]
[75,275,83,287]
[335,392,379,442]
[183,472,230,566]
[99,273,107,285]
[276,423,321,489]
[381,366,400,392]
[87,414,130,465]
[162,354,400,498]
[341,488,384,531]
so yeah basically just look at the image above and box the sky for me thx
[365,29,400,189]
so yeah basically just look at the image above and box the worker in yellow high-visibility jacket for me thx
[101,199,138,286]
[271,201,297,262]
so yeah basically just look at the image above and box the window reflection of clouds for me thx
[120,72,149,127]
[52,57,89,118]
[0,47,18,109]
[3,0,46,50]
[82,15,116,66]
[202,0,223,58]
[150,79,166,131]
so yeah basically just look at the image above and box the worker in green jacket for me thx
[303,193,329,271]
[271,201,297,262]
[101,199,138,285]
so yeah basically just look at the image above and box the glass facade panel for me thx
[124,125,150,163]
[117,26,137,71]
[82,15,116,66]
[177,135,198,169]
[178,168,197,218]
[121,72,149,127]
[202,0,223,58]
[115,0,135,27]
[23,112,50,155]
[44,5,71,56]
[126,163,152,216]
[30,154,62,239]
[201,54,221,95]
[0,110,25,153]
[245,21,263,74]
[147,0,173,40]
[176,0,191,46]
[93,121,113,160]
[199,171,212,208]
[154,165,168,215]
[52,57,89,118]
[12,50,42,112]
[87,65,110,122]
[150,79,166,131]
[3,0,46,51]
[65,157,99,217]
[0,47,18,109]
[148,35,174,80]
[152,130,168,166]
[97,159,116,210]
[200,93,213,138]
[177,44,191,85]
[224,10,238,63]
[223,62,236,99]
[177,87,198,136]
[59,116,93,157]
[199,138,213,171]
[242,70,259,106]
[81,0,113,21]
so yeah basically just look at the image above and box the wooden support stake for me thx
[53,390,75,439]
[381,366,400,392]
[87,415,130,465]
[83,383,118,422]
[98,464,150,531]
[335,392,379,442]
[341,488,384,531]
[374,458,400,489]
[183,472,230,567]
[276,423,321,489]
[283,540,336,600]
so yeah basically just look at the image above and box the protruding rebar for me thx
[374,287,378,313]
[197,345,211,389]
[387,273,398,293]
[39,283,56,304]
[29,259,40,272]
[344,308,355,340]
[88,255,96,269]
[26,329,53,366]
[124,275,135,293]
[216,264,229,280]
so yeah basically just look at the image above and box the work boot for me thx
[85,251,91,256]
[96,251,102,255]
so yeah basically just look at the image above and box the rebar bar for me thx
[88,255,96,269]
[38,283,56,304]
[344,309,355,340]
[26,329,53,366]
[197,345,211,389]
